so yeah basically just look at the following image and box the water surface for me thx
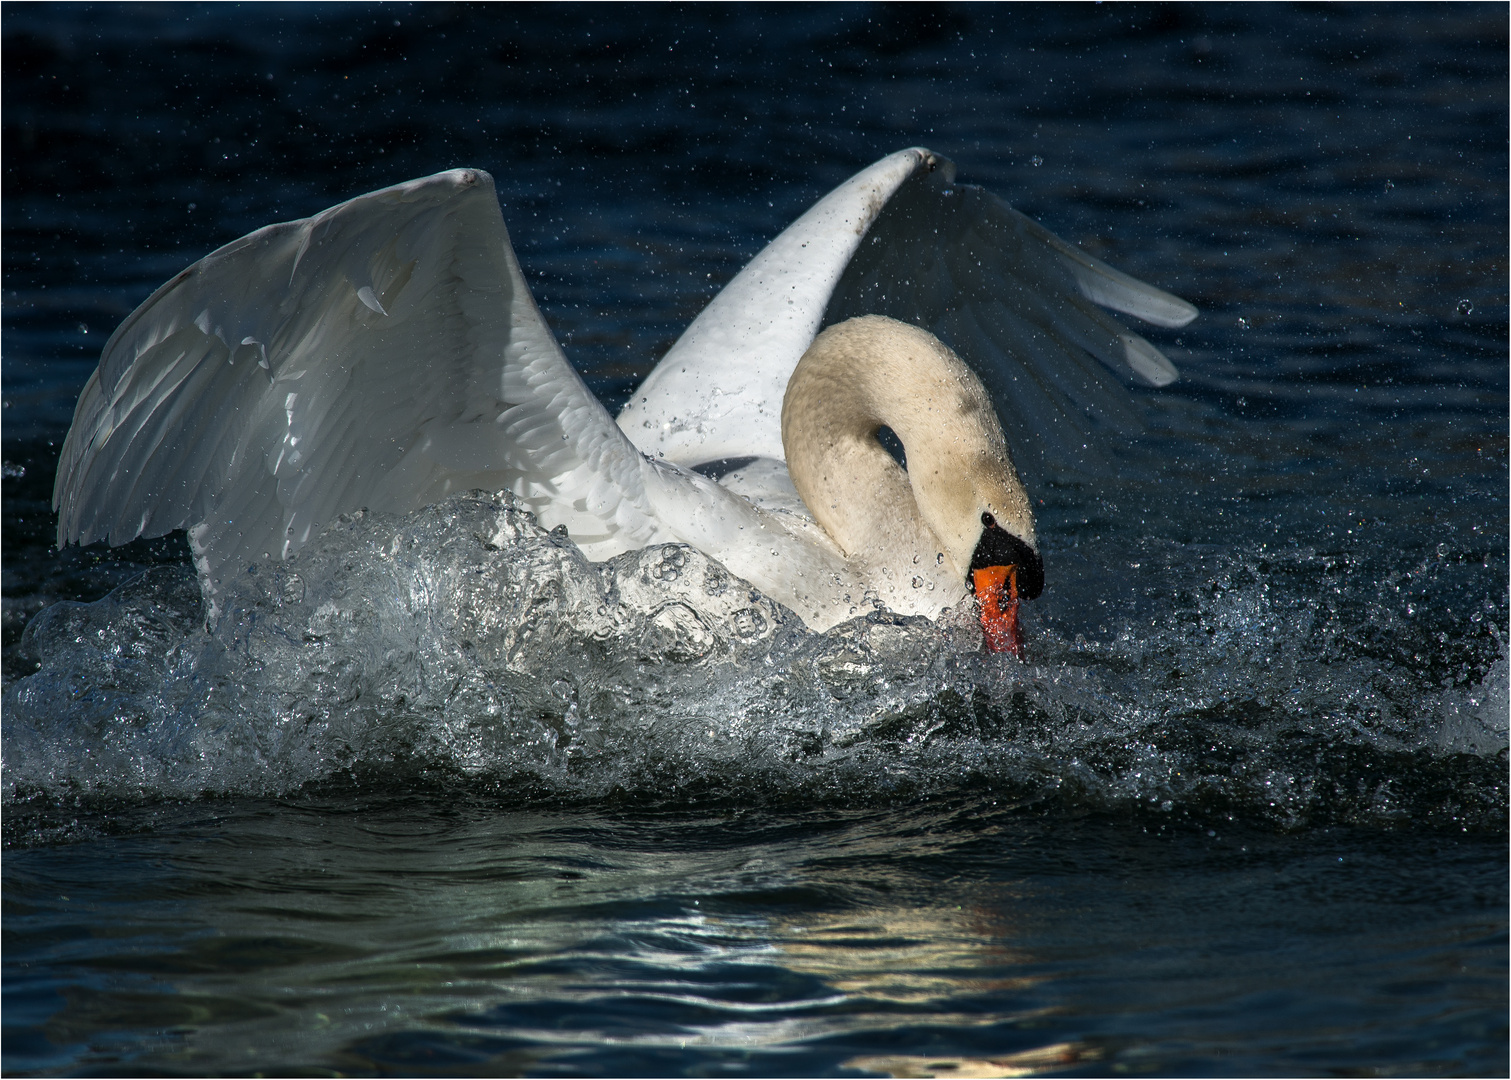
[3,5,1506,1076]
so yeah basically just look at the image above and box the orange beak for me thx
[973,565,1022,656]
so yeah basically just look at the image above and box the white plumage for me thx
[53,147,1195,630]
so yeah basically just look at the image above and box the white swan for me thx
[52,148,1196,650]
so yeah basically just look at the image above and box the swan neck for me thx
[781,316,1033,578]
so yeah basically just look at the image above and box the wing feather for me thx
[55,169,673,594]
[618,148,1197,482]
[824,164,1195,480]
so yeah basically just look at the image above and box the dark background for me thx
[7,2,1504,407]
[4,2,1507,662]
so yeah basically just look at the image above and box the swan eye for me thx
[875,425,907,470]
[981,511,996,528]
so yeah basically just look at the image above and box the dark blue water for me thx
[3,5,1506,1076]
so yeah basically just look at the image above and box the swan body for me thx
[52,148,1196,636]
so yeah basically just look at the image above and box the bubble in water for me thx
[653,544,686,581]
[1030,155,1043,167]
[1456,299,1473,316]
[730,607,768,638]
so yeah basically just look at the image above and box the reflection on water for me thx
[846,1043,1100,1079]
[776,905,1037,1005]
[7,799,1505,1076]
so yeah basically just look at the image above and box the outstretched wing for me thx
[615,147,1196,477]
[54,169,668,593]
[822,161,1196,478]
[615,149,928,467]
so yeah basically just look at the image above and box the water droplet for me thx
[731,608,767,638]
[911,576,924,589]
[653,544,686,580]
[1456,299,1473,316]
[1237,317,1251,330]
[1030,154,1044,167]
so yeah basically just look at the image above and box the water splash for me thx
[4,492,1504,831]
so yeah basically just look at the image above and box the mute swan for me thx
[52,148,1196,652]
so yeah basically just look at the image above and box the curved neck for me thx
[780,316,1031,578]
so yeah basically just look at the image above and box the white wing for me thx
[616,147,1197,475]
[54,169,671,593]
[616,149,926,466]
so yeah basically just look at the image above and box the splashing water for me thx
[5,492,1503,830]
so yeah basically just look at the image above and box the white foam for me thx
[4,492,1504,830]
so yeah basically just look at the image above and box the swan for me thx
[51,148,1196,652]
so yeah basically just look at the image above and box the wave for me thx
[4,492,1505,832]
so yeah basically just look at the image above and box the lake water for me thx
[3,5,1506,1076]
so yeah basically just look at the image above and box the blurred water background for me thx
[3,4,1506,1076]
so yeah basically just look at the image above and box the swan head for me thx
[904,388,1042,654]
[783,316,1041,652]
[966,510,1043,655]
[907,418,1040,597]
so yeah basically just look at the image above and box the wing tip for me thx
[1120,333,1179,387]
[435,166,493,190]
[361,168,497,209]
[1164,297,1200,329]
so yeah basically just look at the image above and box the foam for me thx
[5,492,1505,830]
